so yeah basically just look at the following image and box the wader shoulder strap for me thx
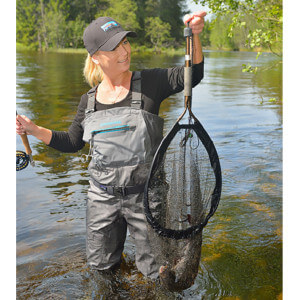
[85,72,142,115]
[85,86,97,115]
[131,71,142,109]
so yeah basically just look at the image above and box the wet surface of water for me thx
[16,50,282,299]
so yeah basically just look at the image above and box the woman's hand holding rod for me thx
[16,114,52,145]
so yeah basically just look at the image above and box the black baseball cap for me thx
[83,17,137,56]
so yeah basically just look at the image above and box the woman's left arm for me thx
[145,12,207,105]
[184,11,207,64]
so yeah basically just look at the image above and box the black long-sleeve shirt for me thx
[49,61,204,153]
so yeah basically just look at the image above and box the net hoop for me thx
[143,120,222,240]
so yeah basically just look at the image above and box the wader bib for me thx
[81,71,164,278]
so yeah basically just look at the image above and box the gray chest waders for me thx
[81,71,164,278]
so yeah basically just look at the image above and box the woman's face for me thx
[93,37,131,77]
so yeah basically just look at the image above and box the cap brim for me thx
[99,31,137,52]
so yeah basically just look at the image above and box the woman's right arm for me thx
[16,94,88,153]
[16,115,53,145]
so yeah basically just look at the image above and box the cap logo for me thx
[101,21,119,32]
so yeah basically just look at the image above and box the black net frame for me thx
[143,120,222,240]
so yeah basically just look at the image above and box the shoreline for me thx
[16,43,274,55]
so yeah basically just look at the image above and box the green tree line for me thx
[17,0,282,56]
[16,0,189,51]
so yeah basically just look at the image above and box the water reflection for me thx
[17,50,282,299]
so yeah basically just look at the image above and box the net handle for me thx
[177,23,198,123]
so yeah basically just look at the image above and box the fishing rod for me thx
[16,111,35,171]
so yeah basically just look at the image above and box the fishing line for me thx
[143,23,222,240]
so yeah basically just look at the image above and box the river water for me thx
[16,50,282,299]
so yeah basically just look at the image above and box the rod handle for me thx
[20,134,32,155]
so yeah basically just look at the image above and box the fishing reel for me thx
[16,150,30,171]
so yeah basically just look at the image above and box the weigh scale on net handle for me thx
[16,111,35,171]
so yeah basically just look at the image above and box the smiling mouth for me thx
[118,57,128,63]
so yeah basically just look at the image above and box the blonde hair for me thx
[83,53,104,87]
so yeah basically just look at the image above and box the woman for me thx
[16,12,206,279]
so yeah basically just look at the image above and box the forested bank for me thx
[17,0,189,52]
[17,0,282,57]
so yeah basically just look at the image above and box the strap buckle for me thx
[114,187,128,197]
[85,108,94,114]
[99,184,128,197]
